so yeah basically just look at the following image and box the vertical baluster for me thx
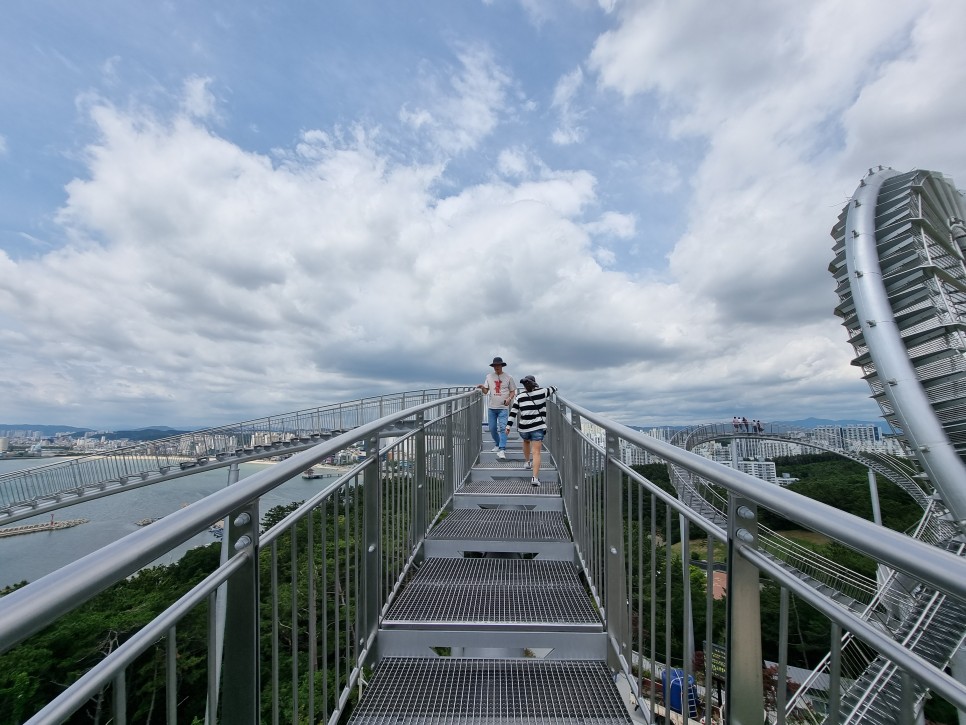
[705,536,715,720]
[680,513,693,719]
[637,482,644,703]
[113,671,127,725]
[650,495,657,718]
[166,625,177,725]
[307,507,316,724]
[271,541,280,725]
[291,517,299,725]
[664,504,672,708]
[321,499,330,723]
[352,466,361,695]
[827,622,842,725]
[899,668,914,724]
[207,591,218,725]
[334,487,342,715]
[414,412,426,544]
[777,586,789,725]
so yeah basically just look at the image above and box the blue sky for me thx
[2,0,965,430]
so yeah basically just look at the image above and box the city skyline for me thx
[0,415,890,440]
[3,2,965,430]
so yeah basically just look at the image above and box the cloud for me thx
[0,134,7,156]
[180,76,219,121]
[399,44,511,155]
[550,67,585,145]
[496,147,532,178]
[7,2,963,431]
[2,91,682,426]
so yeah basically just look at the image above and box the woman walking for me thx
[506,375,557,486]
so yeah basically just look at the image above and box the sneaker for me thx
[496,450,506,460]
[531,477,540,486]
[524,460,532,469]
[491,446,501,452]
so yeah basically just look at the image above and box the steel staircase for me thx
[347,436,636,724]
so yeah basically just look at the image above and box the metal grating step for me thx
[477,458,557,470]
[459,479,561,495]
[384,558,600,627]
[427,509,570,542]
[346,658,634,724]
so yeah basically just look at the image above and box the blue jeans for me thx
[488,408,508,449]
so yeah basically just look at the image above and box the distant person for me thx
[506,375,557,485]
[732,416,740,433]
[741,417,750,433]
[477,356,515,460]
[756,420,764,434]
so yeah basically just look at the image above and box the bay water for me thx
[0,457,339,589]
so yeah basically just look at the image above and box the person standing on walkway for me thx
[506,375,557,486]
[477,356,515,460]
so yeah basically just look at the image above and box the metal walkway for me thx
[4,390,966,724]
[348,438,635,724]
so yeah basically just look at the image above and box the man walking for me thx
[506,375,557,485]
[477,356,515,460]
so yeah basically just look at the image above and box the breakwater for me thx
[0,519,89,538]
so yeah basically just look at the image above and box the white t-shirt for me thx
[483,371,516,409]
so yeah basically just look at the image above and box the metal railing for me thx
[549,395,966,724]
[3,390,966,724]
[0,391,482,724]
[0,388,469,523]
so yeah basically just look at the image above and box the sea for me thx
[0,457,340,589]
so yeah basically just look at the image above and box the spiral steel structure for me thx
[830,167,966,532]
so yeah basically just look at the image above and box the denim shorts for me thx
[520,429,545,442]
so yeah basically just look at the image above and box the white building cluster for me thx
[578,422,673,466]
[566,418,907,490]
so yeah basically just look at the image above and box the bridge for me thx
[2,167,966,724]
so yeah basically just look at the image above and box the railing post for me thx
[208,462,240,723]
[444,401,455,500]
[362,433,382,655]
[605,431,630,670]
[221,500,260,724]
[566,409,581,518]
[414,411,427,548]
[725,495,763,725]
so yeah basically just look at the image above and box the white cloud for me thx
[180,76,219,121]
[583,211,635,239]
[4,97,681,426]
[400,45,511,154]
[497,147,531,178]
[7,1,962,430]
[550,67,585,145]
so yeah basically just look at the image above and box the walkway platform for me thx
[352,436,635,723]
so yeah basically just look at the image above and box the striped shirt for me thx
[507,386,557,432]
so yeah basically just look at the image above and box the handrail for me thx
[0,387,471,512]
[553,394,966,723]
[0,390,477,653]
[556,395,966,602]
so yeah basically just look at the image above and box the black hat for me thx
[521,375,537,388]
[489,356,508,367]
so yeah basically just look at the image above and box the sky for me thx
[2,0,966,431]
